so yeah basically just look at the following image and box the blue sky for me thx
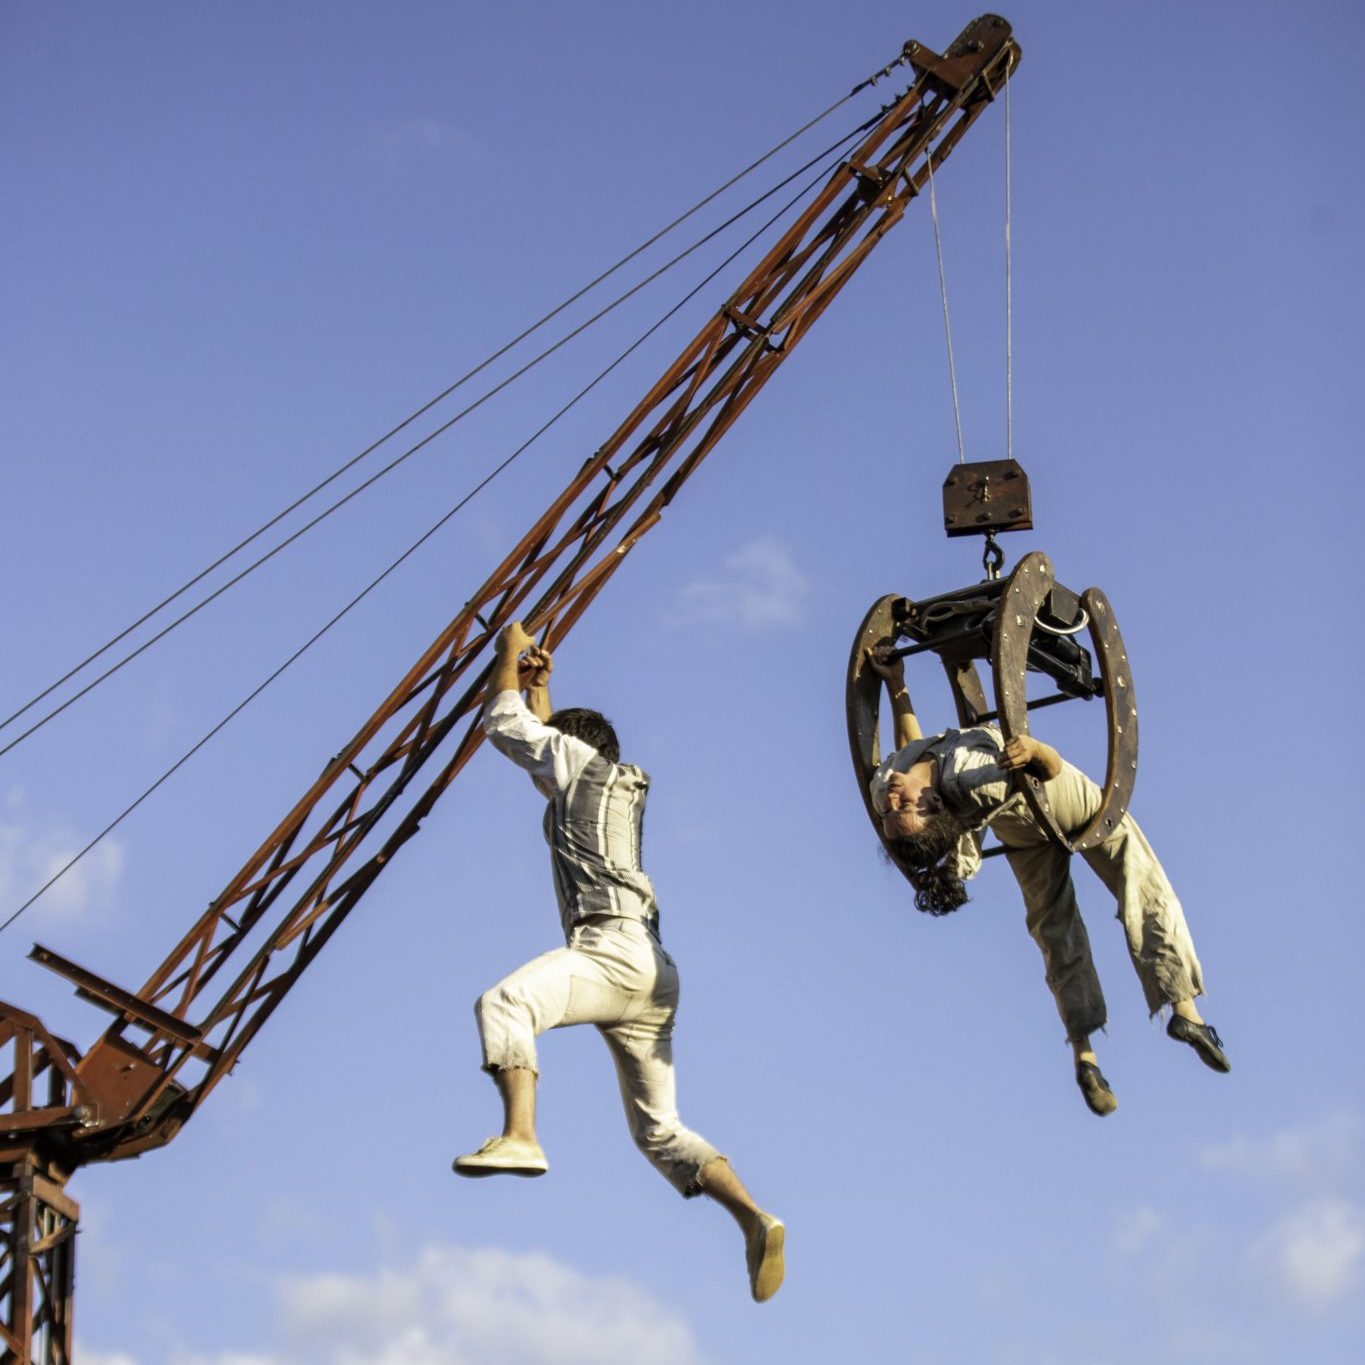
[2,2,1362,1362]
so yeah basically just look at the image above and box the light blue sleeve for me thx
[940,728,1015,819]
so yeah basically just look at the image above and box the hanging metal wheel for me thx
[847,555,1139,869]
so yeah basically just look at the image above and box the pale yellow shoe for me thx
[745,1212,785,1302]
[453,1135,548,1177]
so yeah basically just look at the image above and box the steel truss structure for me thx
[1,16,1019,1360]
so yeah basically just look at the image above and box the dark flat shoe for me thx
[1075,1060,1118,1116]
[1167,1016,1231,1072]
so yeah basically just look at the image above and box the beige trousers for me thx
[475,916,722,1196]
[989,762,1205,1042]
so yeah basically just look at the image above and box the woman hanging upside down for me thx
[864,644,1230,1116]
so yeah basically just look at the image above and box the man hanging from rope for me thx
[864,645,1230,1116]
[454,621,784,1302]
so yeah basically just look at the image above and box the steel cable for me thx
[1,59,906,741]
[0,140,860,933]
[0,113,886,761]
[1004,58,1014,458]
[926,144,965,463]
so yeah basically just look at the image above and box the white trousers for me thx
[475,917,722,1197]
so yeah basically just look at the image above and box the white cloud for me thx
[82,1244,704,1365]
[275,1245,702,1365]
[0,788,124,922]
[82,1348,273,1365]
[364,118,477,169]
[173,1356,276,1365]
[175,1356,276,1365]
[1201,1114,1362,1185]
[675,537,809,629]
[1112,1204,1165,1255]
[1256,1197,1365,1309]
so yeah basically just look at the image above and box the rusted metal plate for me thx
[906,13,1018,94]
[942,459,1032,537]
[74,1036,163,1128]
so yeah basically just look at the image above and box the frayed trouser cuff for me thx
[674,1150,726,1200]
[480,1050,539,1077]
[483,1031,540,1075]
[1064,1016,1107,1045]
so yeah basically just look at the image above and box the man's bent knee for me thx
[631,1123,722,1198]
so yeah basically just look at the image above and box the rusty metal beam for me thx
[1,1155,77,1365]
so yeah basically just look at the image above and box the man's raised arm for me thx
[483,623,590,793]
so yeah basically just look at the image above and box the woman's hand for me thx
[865,643,905,689]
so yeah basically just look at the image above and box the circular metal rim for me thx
[1072,585,1138,851]
[845,594,918,886]
[990,552,1138,853]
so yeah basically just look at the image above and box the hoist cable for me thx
[926,145,965,462]
[0,117,880,761]
[0,145,852,934]
[0,64,907,742]
[1004,60,1014,459]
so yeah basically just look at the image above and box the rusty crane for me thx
[1,17,1020,1361]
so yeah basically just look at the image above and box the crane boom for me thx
[1,16,1018,1361]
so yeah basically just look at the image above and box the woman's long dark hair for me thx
[885,812,973,915]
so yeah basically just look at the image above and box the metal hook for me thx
[982,532,1005,580]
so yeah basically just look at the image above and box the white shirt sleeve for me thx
[482,690,599,796]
